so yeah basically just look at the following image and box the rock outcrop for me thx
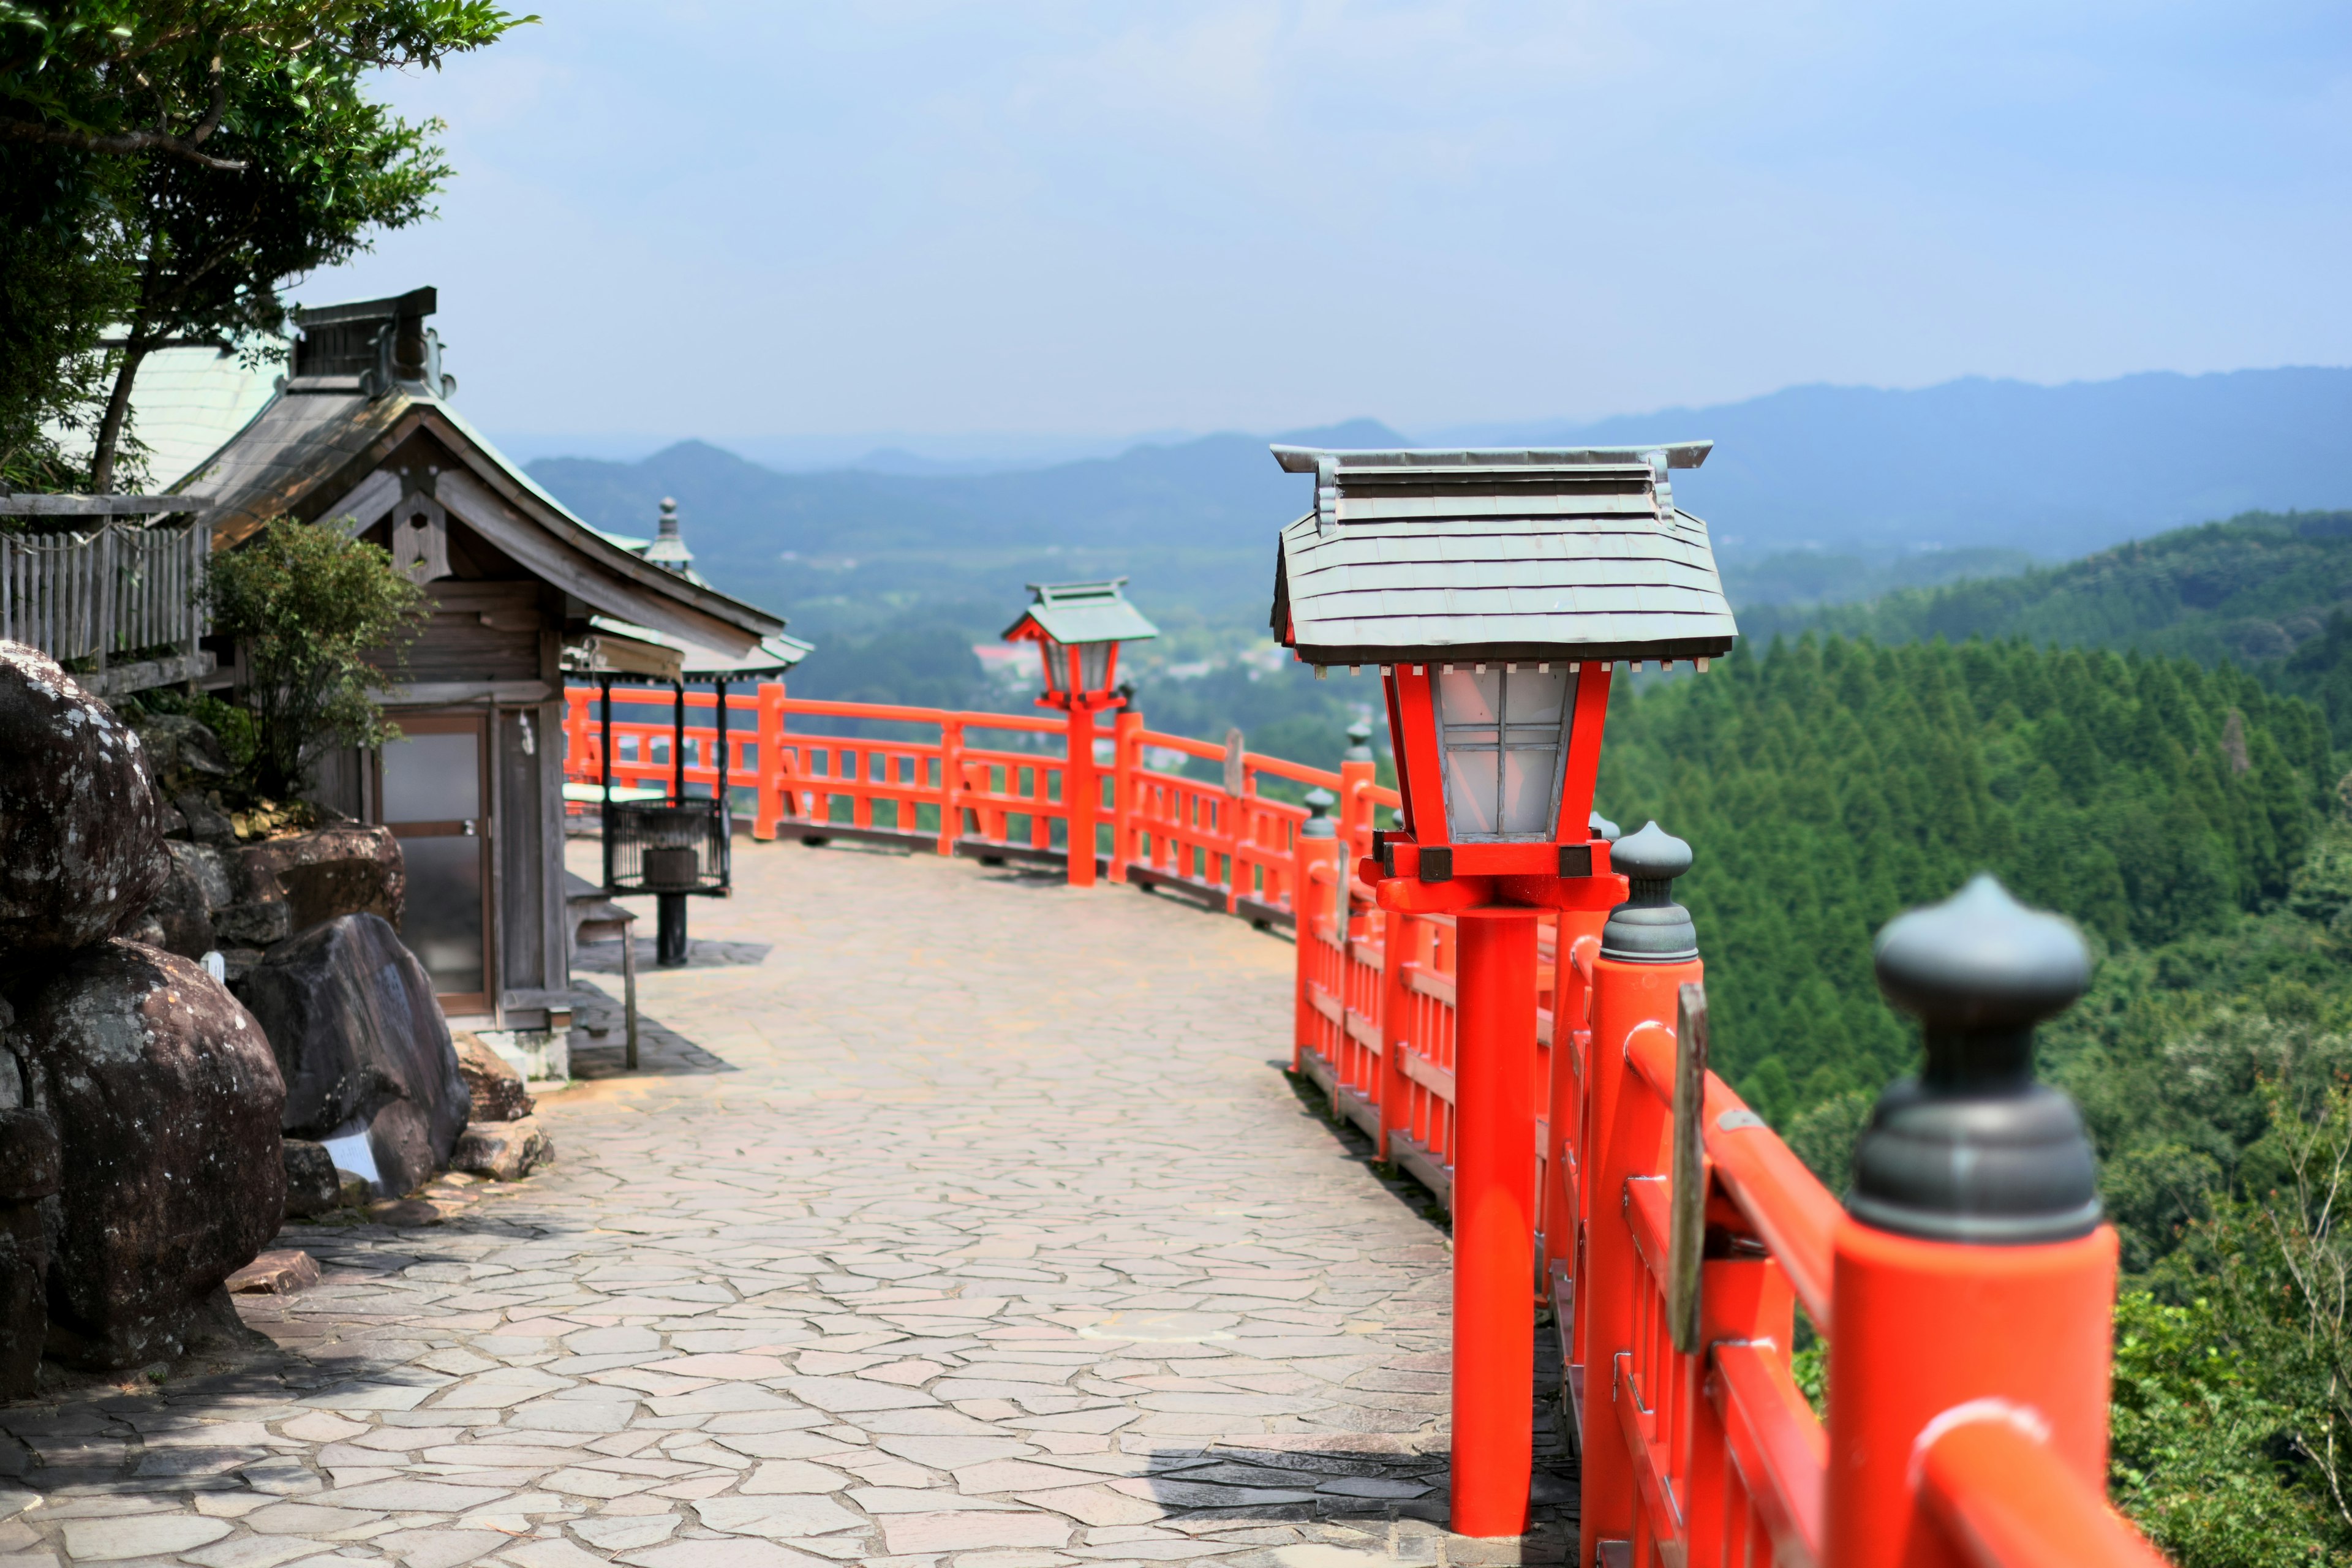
[234,825,405,937]
[239,914,469,1197]
[454,1032,535,1121]
[0,644,168,991]
[15,941,286,1368]
[452,1116,555,1182]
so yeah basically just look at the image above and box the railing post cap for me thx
[1301,786,1337,840]
[1588,810,1622,843]
[1872,873,2089,1031]
[1610,821,1691,881]
[1343,718,1374,764]
[1600,821,1697,963]
[1850,873,2100,1246]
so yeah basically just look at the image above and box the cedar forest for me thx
[1585,512,2352,1563]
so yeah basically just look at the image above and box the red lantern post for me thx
[1001,580,1160,888]
[1269,440,1735,1537]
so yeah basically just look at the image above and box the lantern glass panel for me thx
[1435,665,1572,840]
[1040,638,1070,693]
[1080,641,1112,692]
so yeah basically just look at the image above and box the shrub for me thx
[205,517,423,799]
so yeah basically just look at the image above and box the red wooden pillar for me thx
[1065,703,1098,886]
[1826,875,2123,1568]
[1544,909,1607,1300]
[1378,911,1415,1163]
[1450,907,1540,1539]
[753,681,786,839]
[1574,824,1698,1561]
[937,717,963,855]
[1292,802,1341,1075]
[1108,709,1143,883]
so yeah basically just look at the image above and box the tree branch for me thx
[0,115,247,170]
[186,61,228,147]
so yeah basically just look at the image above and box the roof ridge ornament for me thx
[1315,455,1339,535]
[1644,448,1673,523]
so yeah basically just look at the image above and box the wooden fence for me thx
[0,518,209,693]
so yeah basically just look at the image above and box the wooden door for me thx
[380,712,494,1014]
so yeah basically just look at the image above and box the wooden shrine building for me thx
[175,287,788,1031]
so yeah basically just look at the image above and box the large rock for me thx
[15,941,285,1368]
[281,1139,341,1218]
[234,826,404,938]
[239,914,469,1197]
[0,999,57,1398]
[452,1116,554,1182]
[454,1032,535,1121]
[130,713,234,799]
[134,842,233,960]
[0,644,168,993]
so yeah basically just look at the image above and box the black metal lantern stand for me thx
[599,673,735,967]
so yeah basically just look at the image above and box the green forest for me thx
[1596,631,2352,1561]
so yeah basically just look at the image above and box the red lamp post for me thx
[1002,579,1160,887]
[1270,440,1736,1537]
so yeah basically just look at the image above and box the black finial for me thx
[1847,873,2101,1245]
[1600,822,1697,962]
[1302,788,1336,840]
[1344,718,1374,764]
[1589,810,1621,843]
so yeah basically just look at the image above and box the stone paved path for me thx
[0,840,1575,1567]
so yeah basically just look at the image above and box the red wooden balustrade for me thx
[562,680,2166,1567]
[561,684,1329,918]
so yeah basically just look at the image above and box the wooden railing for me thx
[562,679,2166,1568]
[561,684,1330,921]
[0,518,209,694]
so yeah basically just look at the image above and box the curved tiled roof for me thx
[172,378,785,655]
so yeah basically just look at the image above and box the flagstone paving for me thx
[0,839,1575,1566]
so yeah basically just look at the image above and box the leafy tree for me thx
[1,2,523,170]
[0,141,133,491]
[83,55,453,489]
[2110,1292,2349,1565]
[0,1,529,490]
[205,515,423,799]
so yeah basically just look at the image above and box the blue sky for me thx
[311,1,2352,459]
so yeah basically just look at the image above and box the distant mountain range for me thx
[524,368,2352,634]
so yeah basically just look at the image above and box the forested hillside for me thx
[1596,636,2332,1124]
[1741,510,2352,663]
[1597,635,2352,1558]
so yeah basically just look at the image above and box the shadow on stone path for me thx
[0,838,1577,1567]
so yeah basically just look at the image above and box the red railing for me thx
[562,680,2166,1568]
[561,684,1330,918]
[1288,764,2163,1567]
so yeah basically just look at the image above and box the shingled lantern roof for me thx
[1268,442,1737,669]
[1001,578,1161,648]
[1002,578,1159,712]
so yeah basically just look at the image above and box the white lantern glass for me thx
[1080,641,1112,693]
[1040,639,1071,693]
[1435,666,1573,840]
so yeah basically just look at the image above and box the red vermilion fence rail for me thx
[562,680,2166,1568]
[560,685,1329,919]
